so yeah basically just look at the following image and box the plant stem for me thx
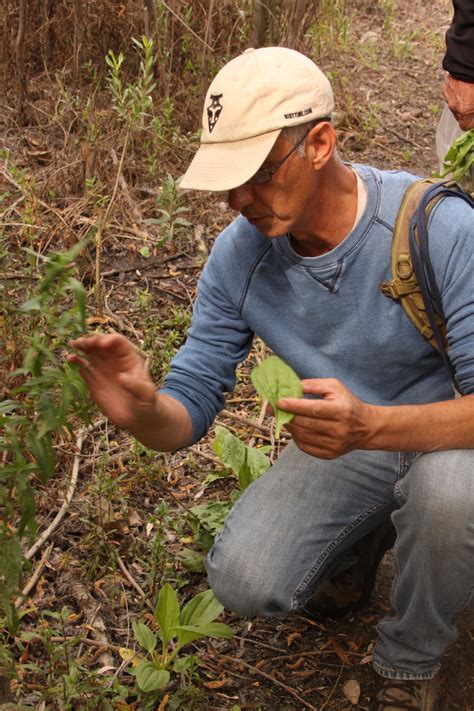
[94,129,130,315]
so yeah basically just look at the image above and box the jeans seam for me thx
[292,499,394,609]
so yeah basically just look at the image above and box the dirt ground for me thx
[2,0,473,709]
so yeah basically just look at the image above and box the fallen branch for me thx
[58,576,114,669]
[110,147,143,224]
[15,543,54,609]
[220,654,317,710]
[25,418,106,561]
[115,552,153,611]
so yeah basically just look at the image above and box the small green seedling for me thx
[251,356,303,438]
[126,584,233,694]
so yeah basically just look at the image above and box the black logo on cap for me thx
[207,94,223,133]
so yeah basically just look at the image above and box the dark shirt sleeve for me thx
[443,0,474,82]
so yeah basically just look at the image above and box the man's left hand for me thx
[279,378,375,459]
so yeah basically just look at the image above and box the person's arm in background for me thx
[442,0,474,130]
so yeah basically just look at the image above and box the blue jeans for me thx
[206,442,474,680]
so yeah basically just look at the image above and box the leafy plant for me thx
[212,425,271,491]
[0,240,89,629]
[124,584,233,694]
[179,428,271,573]
[437,129,474,187]
[144,173,191,246]
[251,356,303,438]
[106,36,156,130]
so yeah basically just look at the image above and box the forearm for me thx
[128,393,193,452]
[366,394,474,452]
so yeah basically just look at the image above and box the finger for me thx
[278,396,341,419]
[300,378,344,397]
[70,332,126,353]
[288,413,337,431]
[68,353,91,369]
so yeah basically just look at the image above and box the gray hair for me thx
[281,117,332,157]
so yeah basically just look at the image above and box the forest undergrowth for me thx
[1,1,473,709]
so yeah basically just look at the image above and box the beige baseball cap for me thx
[179,46,334,192]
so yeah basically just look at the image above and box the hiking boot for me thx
[371,676,440,710]
[305,519,396,619]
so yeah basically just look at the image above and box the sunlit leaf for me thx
[251,356,302,438]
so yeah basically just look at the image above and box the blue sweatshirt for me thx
[161,165,474,444]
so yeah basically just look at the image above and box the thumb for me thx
[117,372,156,402]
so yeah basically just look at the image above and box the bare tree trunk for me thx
[0,676,13,704]
[287,0,309,48]
[144,0,157,39]
[72,0,83,88]
[249,0,269,47]
[15,0,27,122]
[42,0,54,70]
[198,0,216,121]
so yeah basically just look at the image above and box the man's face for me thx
[227,133,316,238]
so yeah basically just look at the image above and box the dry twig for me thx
[220,654,317,710]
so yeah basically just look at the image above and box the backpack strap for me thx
[380,178,474,389]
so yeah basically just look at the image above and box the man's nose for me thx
[227,183,255,212]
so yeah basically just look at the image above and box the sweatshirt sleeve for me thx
[428,194,474,395]
[443,0,474,82]
[159,220,260,444]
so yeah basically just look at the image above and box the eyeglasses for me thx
[246,119,330,186]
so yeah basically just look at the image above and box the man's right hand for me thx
[442,75,474,131]
[69,333,158,431]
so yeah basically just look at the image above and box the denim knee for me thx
[206,540,286,617]
[396,450,474,549]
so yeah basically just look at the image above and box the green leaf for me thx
[212,426,246,478]
[139,245,151,258]
[20,296,43,312]
[154,583,180,645]
[190,501,230,537]
[251,356,302,438]
[134,660,170,692]
[132,620,157,653]
[173,622,234,650]
[246,445,271,479]
[172,654,199,674]
[179,589,223,627]
[178,548,207,574]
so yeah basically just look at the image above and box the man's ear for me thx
[306,122,336,171]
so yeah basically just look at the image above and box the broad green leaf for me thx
[251,356,303,438]
[190,501,231,537]
[179,589,223,627]
[154,583,180,645]
[172,654,199,674]
[212,427,270,492]
[132,620,157,653]
[178,548,207,574]
[245,445,271,481]
[212,426,246,476]
[173,622,234,650]
[134,660,170,692]
[20,296,43,312]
